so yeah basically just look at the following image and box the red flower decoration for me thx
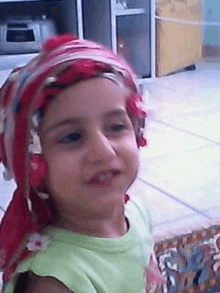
[127,94,147,118]
[93,61,110,72]
[56,59,98,85]
[74,59,97,78]
[127,99,138,116]
[29,154,48,187]
[138,136,147,147]
[125,193,130,203]
[43,34,78,52]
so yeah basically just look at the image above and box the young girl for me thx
[0,34,164,292]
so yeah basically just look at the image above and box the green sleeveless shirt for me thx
[4,197,153,293]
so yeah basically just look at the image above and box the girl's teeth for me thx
[96,172,112,181]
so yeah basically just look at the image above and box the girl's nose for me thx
[85,131,117,164]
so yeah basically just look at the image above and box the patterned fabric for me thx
[0,34,147,284]
[154,225,220,293]
[145,253,165,293]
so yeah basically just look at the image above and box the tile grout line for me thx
[137,177,212,220]
[0,206,5,213]
[153,215,200,227]
[149,118,220,145]
[153,210,214,227]
[143,144,214,162]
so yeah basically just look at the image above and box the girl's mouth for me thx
[88,170,120,186]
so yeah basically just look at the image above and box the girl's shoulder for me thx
[3,231,78,293]
[8,270,74,293]
[21,272,73,293]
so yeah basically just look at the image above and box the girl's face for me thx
[40,77,139,216]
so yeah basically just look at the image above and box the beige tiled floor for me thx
[129,58,220,240]
[1,57,220,242]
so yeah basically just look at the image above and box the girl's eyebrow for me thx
[44,109,127,134]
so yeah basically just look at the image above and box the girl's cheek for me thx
[40,135,61,158]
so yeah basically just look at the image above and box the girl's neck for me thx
[54,208,129,238]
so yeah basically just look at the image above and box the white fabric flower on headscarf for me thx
[29,129,42,154]
[26,233,51,251]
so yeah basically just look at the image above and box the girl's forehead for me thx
[48,78,130,113]
[41,78,131,129]
[60,77,130,98]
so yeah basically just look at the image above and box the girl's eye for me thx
[110,123,126,132]
[58,132,81,143]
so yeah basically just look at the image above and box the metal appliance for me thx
[0,15,57,54]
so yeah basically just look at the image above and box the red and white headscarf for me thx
[0,34,147,283]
